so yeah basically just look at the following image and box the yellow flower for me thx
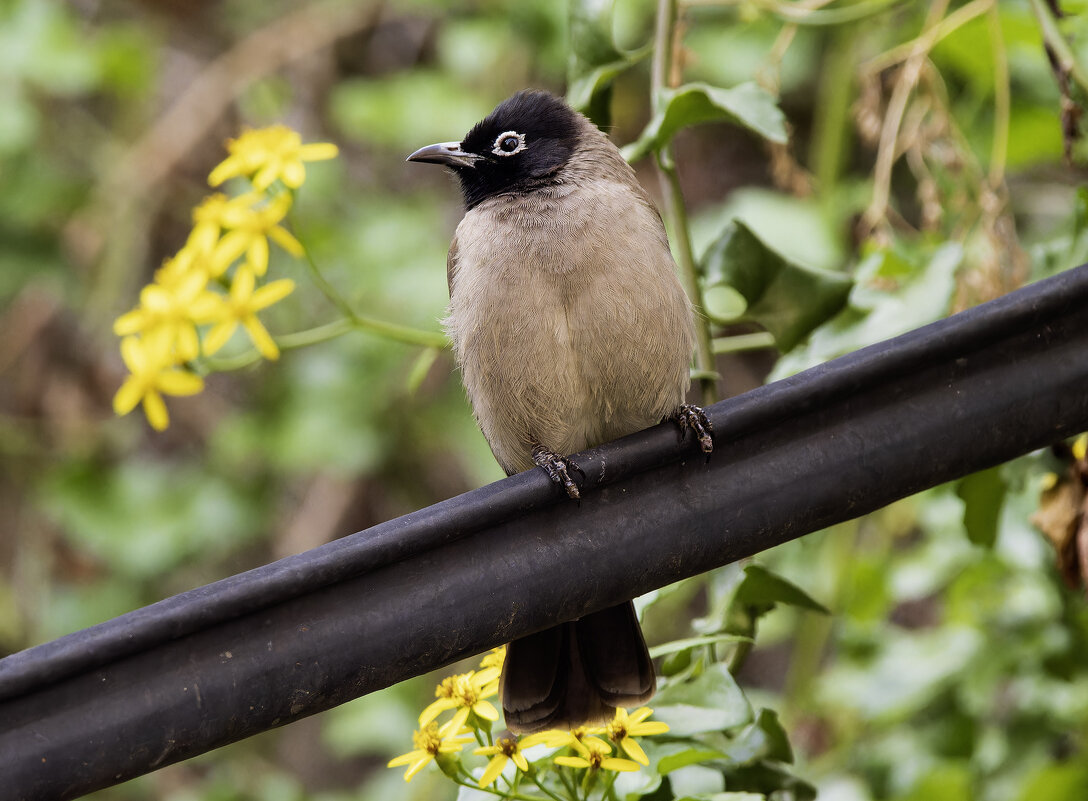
[208,124,339,191]
[479,646,506,671]
[113,336,204,430]
[474,730,551,786]
[419,667,501,731]
[387,719,473,782]
[186,194,233,266]
[554,737,640,773]
[202,267,295,360]
[113,269,220,362]
[1073,434,1087,462]
[209,191,303,276]
[604,707,669,766]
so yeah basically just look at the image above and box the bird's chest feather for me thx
[446,190,651,398]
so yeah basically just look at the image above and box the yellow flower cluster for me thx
[388,645,670,793]
[112,125,338,430]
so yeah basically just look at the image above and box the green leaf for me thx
[658,746,729,775]
[734,565,831,614]
[653,663,753,735]
[703,284,748,323]
[770,242,962,378]
[566,0,650,122]
[956,465,1007,548]
[702,221,852,351]
[650,633,755,659]
[623,82,788,162]
[723,708,794,765]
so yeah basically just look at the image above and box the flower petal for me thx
[247,235,269,276]
[281,159,305,188]
[419,697,457,727]
[402,755,433,782]
[113,376,143,416]
[478,754,507,786]
[142,391,169,431]
[554,756,589,769]
[387,749,424,768]
[268,225,304,257]
[119,336,146,373]
[252,161,279,191]
[630,721,669,736]
[157,368,204,397]
[242,315,279,360]
[113,309,147,336]
[202,321,238,356]
[619,737,649,766]
[601,757,641,772]
[472,699,499,721]
[251,278,295,310]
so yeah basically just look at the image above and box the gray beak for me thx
[406,141,480,169]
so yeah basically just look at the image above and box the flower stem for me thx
[529,772,569,801]
[291,211,449,349]
[452,776,547,801]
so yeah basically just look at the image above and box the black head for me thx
[406,90,583,210]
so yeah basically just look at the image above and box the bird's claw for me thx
[532,447,583,500]
[673,404,714,455]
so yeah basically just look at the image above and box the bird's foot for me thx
[532,446,583,500]
[672,404,714,456]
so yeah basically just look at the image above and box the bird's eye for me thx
[491,131,526,157]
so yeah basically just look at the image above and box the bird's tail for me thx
[499,601,656,734]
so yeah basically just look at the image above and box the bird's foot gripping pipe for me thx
[532,446,584,500]
[672,404,715,455]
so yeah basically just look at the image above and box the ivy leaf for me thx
[657,746,729,775]
[734,564,831,615]
[702,221,853,352]
[623,82,787,162]
[567,0,649,125]
[653,663,752,735]
[956,465,1007,548]
[723,708,794,765]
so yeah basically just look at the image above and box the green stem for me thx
[347,314,449,349]
[601,770,620,801]
[987,2,1010,186]
[451,775,547,801]
[1030,0,1088,91]
[810,26,856,195]
[292,211,449,349]
[711,332,777,354]
[652,0,717,405]
[529,772,569,801]
[657,157,718,405]
[683,0,906,26]
[557,766,580,801]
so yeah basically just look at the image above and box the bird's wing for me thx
[446,233,460,298]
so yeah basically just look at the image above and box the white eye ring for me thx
[491,131,527,157]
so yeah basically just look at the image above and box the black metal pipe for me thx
[4,264,1088,800]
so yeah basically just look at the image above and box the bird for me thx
[407,89,713,734]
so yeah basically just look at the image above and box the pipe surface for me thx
[3,264,1088,800]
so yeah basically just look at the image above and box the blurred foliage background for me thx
[2,0,1088,799]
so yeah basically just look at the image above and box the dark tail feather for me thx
[500,601,656,734]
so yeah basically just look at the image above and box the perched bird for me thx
[407,90,712,733]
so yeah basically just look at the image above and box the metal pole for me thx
[4,265,1088,800]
